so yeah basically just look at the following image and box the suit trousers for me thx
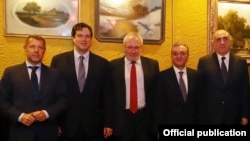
[114,109,156,141]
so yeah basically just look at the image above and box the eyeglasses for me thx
[126,46,141,50]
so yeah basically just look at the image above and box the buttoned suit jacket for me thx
[0,63,67,141]
[110,56,159,135]
[50,51,113,136]
[197,52,249,124]
[155,67,200,125]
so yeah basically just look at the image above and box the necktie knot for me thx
[221,56,225,61]
[79,56,84,62]
[179,71,183,76]
[29,66,39,72]
[131,61,136,64]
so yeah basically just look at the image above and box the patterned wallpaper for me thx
[0,0,208,78]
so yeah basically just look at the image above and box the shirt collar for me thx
[25,60,41,68]
[74,49,90,60]
[217,53,229,60]
[173,65,186,74]
[124,57,142,65]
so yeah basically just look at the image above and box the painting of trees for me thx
[218,5,250,50]
[23,2,41,14]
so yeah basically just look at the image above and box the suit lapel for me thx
[38,64,49,99]
[226,54,235,86]
[66,52,80,93]
[141,57,147,88]
[68,52,78,82]
[118,58,126,108]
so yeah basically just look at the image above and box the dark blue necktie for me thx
[29,66,39,99]
[221,57,228,83]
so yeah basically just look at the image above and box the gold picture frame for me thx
[4,0,79,39]
[209,0,250,63]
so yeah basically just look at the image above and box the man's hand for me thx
[20,113,36,126]
[104,127,113,138]
[241,117,248,125]
[31,110,47,122]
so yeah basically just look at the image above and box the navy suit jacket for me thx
[110,56,159,135]
[0,63,67,141]
[197,53,249,124]
[51,51,113,136]
[155,67,200,125]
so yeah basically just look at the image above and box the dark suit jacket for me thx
[50,51,113,137]
[155,67,200,125]
[197,53,249,124]
[0,81,9,141]
[110,56,159,135]
[0,63,67,141]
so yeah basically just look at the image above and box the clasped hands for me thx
[20,110,47,126]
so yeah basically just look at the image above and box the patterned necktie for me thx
[179,71,187,102]
[78,56,85,93]
[29,66,39,99]
[130,61,138,114]
[221,57,228,83]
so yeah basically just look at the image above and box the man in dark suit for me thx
[50,22,113,141]
[155,42,200,126]
[0,35,67,141]
[0,81,9,141]
[110,32,159,141]
[197,29,249,125]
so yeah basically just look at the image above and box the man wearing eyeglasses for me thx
[110,32,159,141]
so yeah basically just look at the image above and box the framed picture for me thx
[94,0,165,44]
[4,0,79,39]
[209,0,250,63]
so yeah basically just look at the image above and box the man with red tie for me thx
[110,32,159,141]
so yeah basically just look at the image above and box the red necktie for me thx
[130,61,138,114]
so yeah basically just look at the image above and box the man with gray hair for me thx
[110,32,159,141]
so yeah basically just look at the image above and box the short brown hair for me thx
[24,35,46,48]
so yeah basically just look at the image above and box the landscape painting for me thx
[4,0,79,38]
[95,0,165,44]
[217,0,250,62]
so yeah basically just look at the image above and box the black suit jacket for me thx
[110,56,159,135]
[0,63,67,141]
[155,67,200,125]
[0,81,9,141]
[51,51,113,136]
[197,53,249,124]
